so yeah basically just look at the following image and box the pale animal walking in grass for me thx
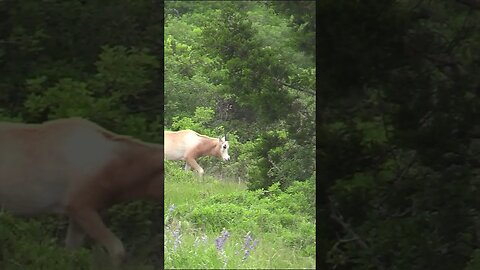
[164,130,230,177]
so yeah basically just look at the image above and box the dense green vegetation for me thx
[164,0,315,189]
[0,0,162,139]
[164,1,316,268]
[0,0,162,268]
[319,1,480,269]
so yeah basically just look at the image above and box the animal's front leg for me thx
[67,206,125,264]
[65,218,86,249]
[184,163,191,171]
[185,158,204,177]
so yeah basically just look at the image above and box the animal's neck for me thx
[197,137,219,158]
[107,147,162,202]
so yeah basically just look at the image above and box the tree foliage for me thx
[319,1,480,269]
[165,1,316,191]
[0,0,162,139]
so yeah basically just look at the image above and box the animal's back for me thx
[164,130,200,160]
[0,118,118,215]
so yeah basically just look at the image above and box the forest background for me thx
[319,1,480,270]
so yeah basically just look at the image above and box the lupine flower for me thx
[242,231,258,261]
[215,228,230,252]
[243,232,253,248]
[243,249,250,261]
[215,228,230,269]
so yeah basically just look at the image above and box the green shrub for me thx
[176,180,316,256]
[0,212,90,270]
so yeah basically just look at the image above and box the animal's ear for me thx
[219,136,226,142]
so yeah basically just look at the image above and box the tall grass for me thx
[164,160,246,207]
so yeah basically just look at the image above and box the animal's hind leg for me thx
[65,218,86,249]
[184,163,191,171]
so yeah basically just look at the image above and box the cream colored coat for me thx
[164,130,229,176]
[0,117,164,264]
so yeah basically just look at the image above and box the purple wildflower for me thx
[242,231,258,261]
[243,231,253,248]
[215,228,230,269]
[243,249,250,261]
[215,228,230,252]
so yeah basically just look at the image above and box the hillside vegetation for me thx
[164,161,316,269]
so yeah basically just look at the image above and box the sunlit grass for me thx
[164,160,246,207]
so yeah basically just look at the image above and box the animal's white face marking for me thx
[219,136,230,161]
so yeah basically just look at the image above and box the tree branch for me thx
[329,196,386,270]
[273,78,315,96]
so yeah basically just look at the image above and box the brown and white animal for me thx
[0,117,163,264]
[164,130,230,176]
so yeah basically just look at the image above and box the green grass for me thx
[0,210,162,270]
[164,161,246,207]
[164,160,316,269]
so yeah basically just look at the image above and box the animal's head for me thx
[218,134,230,161]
